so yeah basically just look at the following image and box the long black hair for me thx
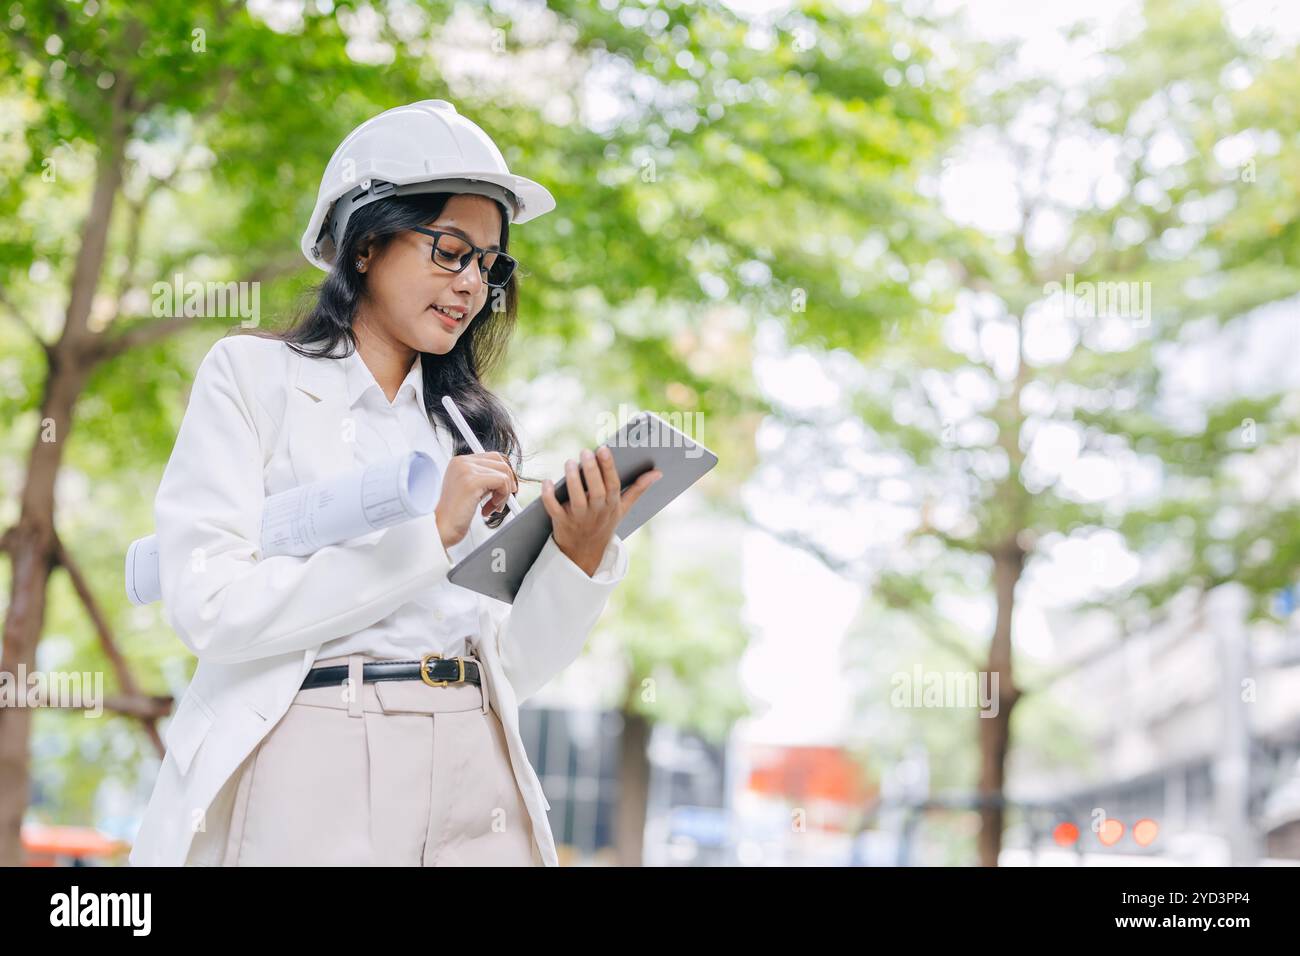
[237,192,532,529]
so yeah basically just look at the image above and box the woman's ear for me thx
[354,235,377,272]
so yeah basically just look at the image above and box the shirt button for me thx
[434,610,445,621]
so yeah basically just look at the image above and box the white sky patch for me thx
[935,592,993,637]
[1157,296,1300,407]
[1023,297,1080,366]
[1023,530,1142,606]
[738,528,863,746]
[978,317,1021,381]
[938,132,1022,235]
[247,0,306,33]
[1024,420,1083,483]
[754,348,844,411]
[1058,453,1125,502]
[1085,313,1142,353]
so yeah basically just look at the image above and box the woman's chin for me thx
[415,330,457,355]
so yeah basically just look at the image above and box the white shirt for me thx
[316,347,484,662]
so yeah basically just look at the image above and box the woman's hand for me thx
[434,452,519,548]
[542,445,662,577]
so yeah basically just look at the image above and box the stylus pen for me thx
[441,395,524,518]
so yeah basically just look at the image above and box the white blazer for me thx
[128,334,628,866]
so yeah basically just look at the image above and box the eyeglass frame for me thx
[410,226,517,289]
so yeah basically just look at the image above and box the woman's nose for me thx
[451,258,486,296]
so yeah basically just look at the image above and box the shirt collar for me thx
[344,346,425,410]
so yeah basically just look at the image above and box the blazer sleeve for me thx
[154,337,454,665]
[485,531,629,703]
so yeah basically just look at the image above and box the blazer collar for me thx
[287,340,453,487]
[341,345,426,410]
[287,342,353,486]
[292,338,347,401]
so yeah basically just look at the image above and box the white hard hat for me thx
[301,99,556,271]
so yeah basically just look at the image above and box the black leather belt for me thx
[300,654,481,691]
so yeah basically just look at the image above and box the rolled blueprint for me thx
[125,450,439,606]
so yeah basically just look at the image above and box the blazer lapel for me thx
[287,344,355,486]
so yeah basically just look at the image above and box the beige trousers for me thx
[219,653,540,866]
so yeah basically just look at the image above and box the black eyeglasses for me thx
[411,227,517,289]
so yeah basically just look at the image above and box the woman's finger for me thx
[473,463,513,514]
[580,450,606,510]
[468,462,510,510]
[618,469,662,514]
[540,478,563,521]
[596,445,621,503]
[478,455,517,494]
[489,452,520,494]
[564,458,587,516]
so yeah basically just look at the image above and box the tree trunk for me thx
[976,538,1024,867]
[615,708,652,866]
[0,123,124,865]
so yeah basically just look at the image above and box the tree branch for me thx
[872,574,986,671]
[52,532,166,757]
[92,252,305,362]
[0,285,53,358]
[94,313,210,360]
[748,521,986,670]
[755,525,871,583]
[40,694,173,721]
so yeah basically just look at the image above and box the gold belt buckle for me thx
[420,653,465,688]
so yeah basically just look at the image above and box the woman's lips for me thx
[429,305,463,331]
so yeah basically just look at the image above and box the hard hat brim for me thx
[301,171,555,272]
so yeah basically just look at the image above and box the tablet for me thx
[446,411,718,603]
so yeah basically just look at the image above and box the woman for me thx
[129,100,661,867]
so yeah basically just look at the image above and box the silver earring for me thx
[355,259,365,272]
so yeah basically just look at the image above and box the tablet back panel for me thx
[446,412,717,603]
